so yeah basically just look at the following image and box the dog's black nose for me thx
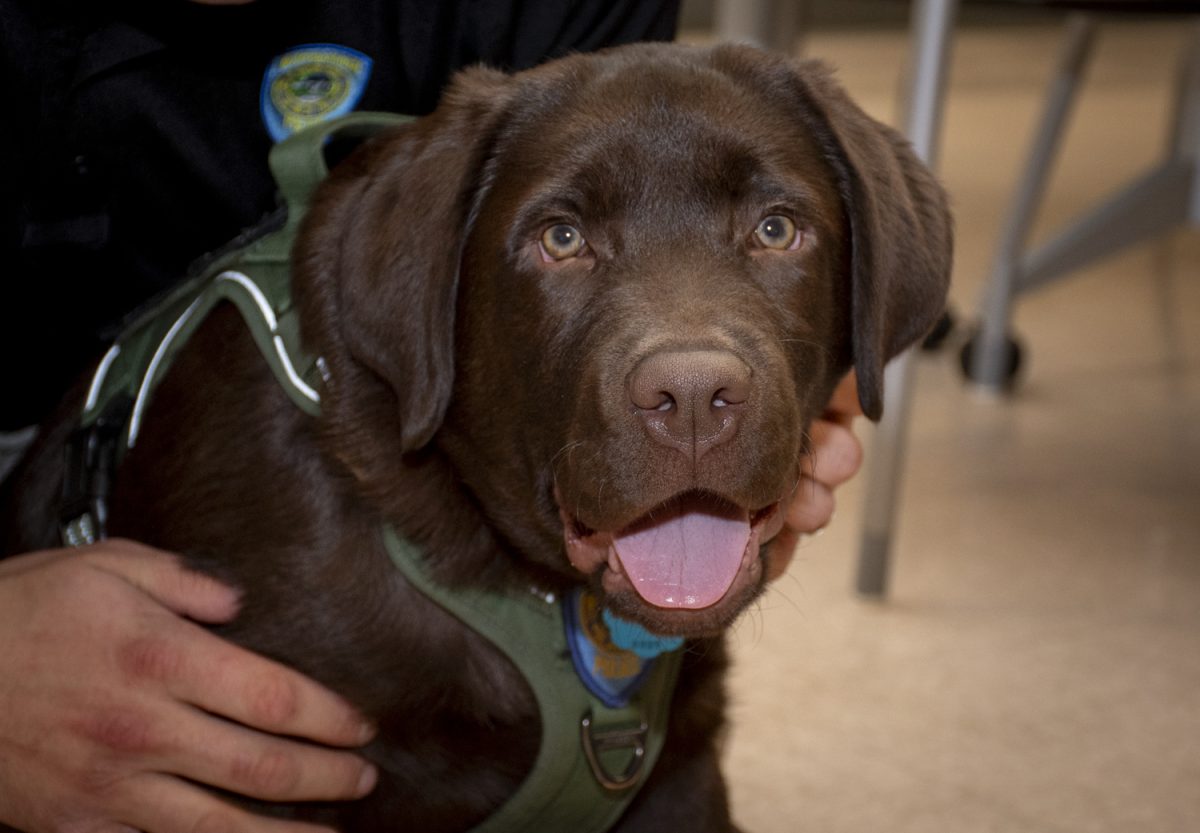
[628,349,751,460]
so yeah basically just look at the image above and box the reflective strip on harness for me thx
[216,271,321,404]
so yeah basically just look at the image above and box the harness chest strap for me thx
[383,528,682,833]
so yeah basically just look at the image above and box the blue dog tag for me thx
[563,589,683,708]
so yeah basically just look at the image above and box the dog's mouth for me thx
[558,488,786,632]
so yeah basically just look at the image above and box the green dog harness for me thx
[384,529,681,833]
[60,112,683,832]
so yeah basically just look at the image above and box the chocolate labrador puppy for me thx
[3,43,950,831]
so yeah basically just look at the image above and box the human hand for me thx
[0,539,377,833]
[765,372,865,580]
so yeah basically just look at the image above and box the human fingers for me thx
[763,372,865,582]
[800,419,864,488]
[77,538,242,624]
[763,477,834,582]
[119,617,375,750]
[88,541,375,751]
[783,477,835,538]
[66,541,371,748]
[765,525,799,581]
[178,716,378,802]
[122,774,339,833]
[786,408,863,545]
[71,698,376,803]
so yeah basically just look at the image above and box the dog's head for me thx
[296,43,951,636]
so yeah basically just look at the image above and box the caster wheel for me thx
[921,309,956,352]
[960,329,1023,388]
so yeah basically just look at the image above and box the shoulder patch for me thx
[260,43,372,142]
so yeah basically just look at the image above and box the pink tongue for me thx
[612,497,751,609]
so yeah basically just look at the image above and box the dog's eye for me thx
[753,215,800,251]
[540,224,586,261]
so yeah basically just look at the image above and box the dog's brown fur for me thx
[2,43,951,831]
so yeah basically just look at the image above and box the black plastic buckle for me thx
[580,712,649,792]
[60,395,131,547]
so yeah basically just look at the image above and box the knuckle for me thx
[73,760,130,802]
[246,671,300,729]
[59,757,139,820]
[116,635,186,684]
[229,749,300,797]
[74,706,165,758]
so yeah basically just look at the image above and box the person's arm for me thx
[0,539,377,833]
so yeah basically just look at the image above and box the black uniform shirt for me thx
[0,0,678,428]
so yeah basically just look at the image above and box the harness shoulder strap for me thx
[206,112,416,413]
[268,110,413,232]
[63,112,414,544]
[215,112,417,413]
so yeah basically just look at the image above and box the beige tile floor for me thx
[702,20,1200,833]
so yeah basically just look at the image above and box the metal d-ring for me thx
[580,712,648,792]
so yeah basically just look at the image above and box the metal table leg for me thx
[855,0,959,597]
[970,14,1098,390]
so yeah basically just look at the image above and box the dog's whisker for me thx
[796,429,822,487]
[767,573,808,617]
[595,474,611,516]
[550,439,586,468]
[730,600,766,651]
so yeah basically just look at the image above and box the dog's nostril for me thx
[712,385,748,409]
[627,349,752,457]
[629,371,676,412]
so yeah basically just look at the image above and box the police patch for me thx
[261,44,372,142]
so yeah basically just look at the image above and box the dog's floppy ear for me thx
[790,60,952,421]
[295,67,514,451]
